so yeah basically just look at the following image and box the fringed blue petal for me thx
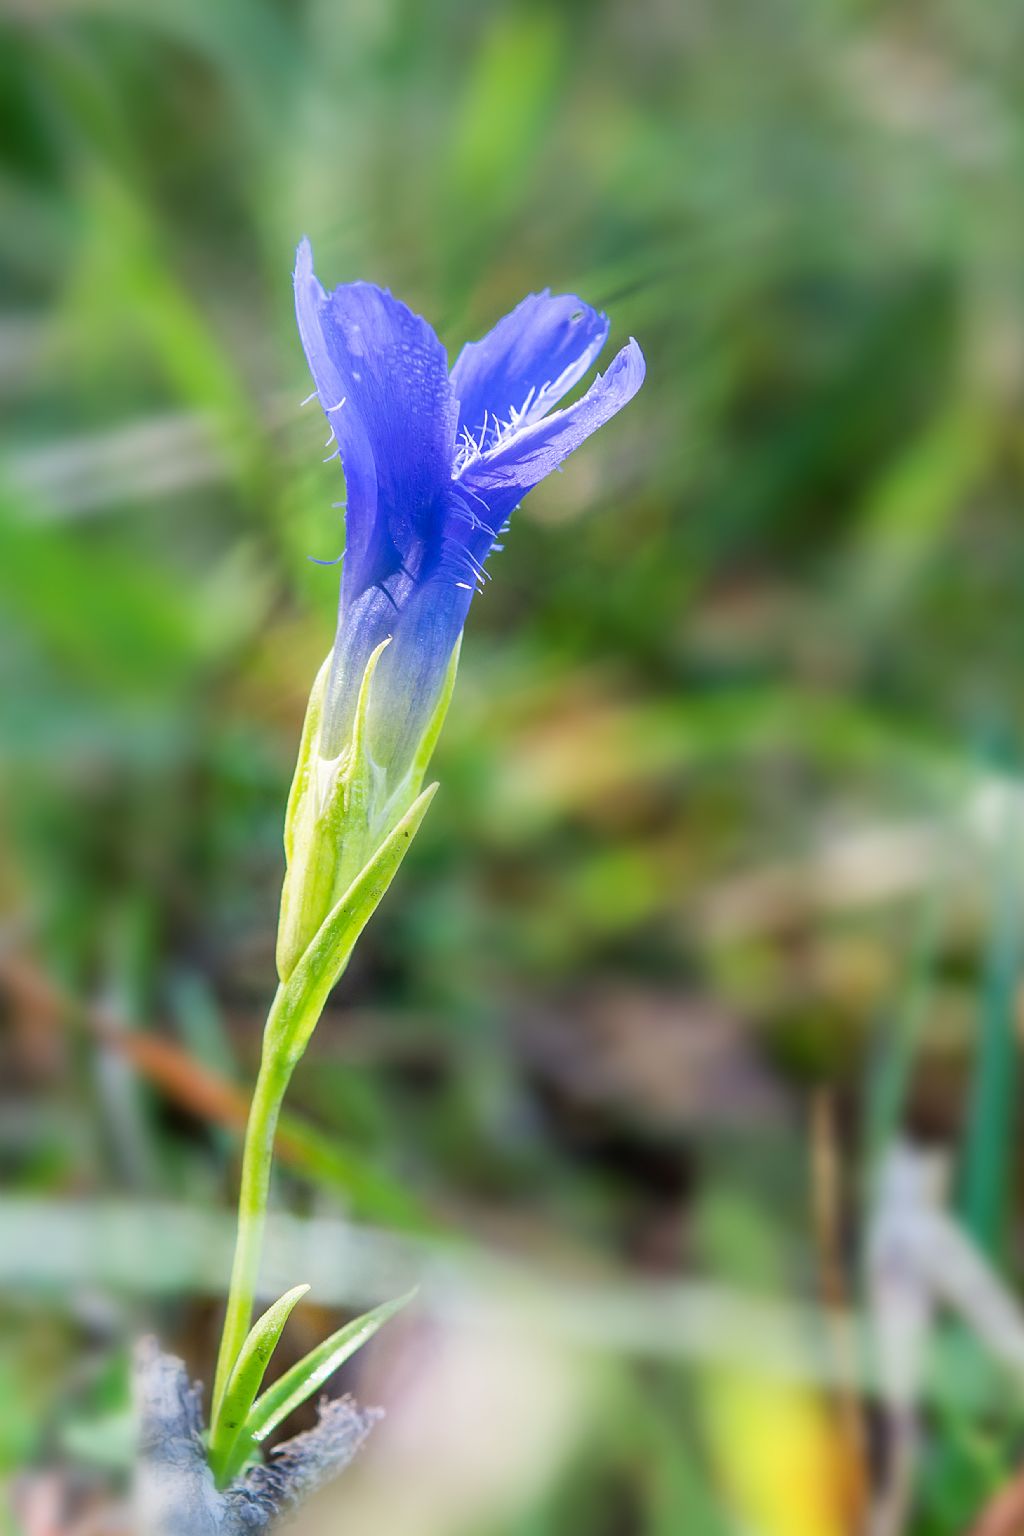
[294,241,457,755]
[450,292,609,455]
[295,242,455,595]
[453,338,646,558]
[294,239,380,590]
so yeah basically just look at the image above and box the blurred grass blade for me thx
[274,1109,434,1232]
[959,781,1023,1256]
[862,889,945,1179]
[8,950,437,1232]
[444,8,564,270]
[208,1282,309,1485]
[244,1290,413,1450]
[844,401,991,623]
[0,483,202,696]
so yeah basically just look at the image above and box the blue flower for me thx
[294,238,645,787]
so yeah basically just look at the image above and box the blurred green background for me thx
[3,1,1024,1532]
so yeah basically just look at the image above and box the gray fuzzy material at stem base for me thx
[133,1337,381,1535]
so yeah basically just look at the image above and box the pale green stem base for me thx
[212,985,300,1422]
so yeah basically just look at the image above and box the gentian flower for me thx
[212,247,639,1485]
[278,239,644,980]
[293,237,645,783]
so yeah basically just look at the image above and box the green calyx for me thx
[276,636,460,983]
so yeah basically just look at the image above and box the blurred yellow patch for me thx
[703,1369,860,1536]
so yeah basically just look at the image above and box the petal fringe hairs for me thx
[155,245,648,1512]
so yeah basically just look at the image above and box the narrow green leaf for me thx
[269,782,438,1065]
[208,1282,309,1485]
[247,1290,414,1448]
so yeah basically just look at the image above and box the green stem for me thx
[211,985,305,1422]
[209,777,439,1434]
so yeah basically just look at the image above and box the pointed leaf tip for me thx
[245,1289,416,1450]
[208,1283,311,1486]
